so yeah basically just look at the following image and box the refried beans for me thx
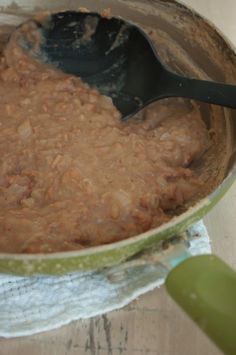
[0,20,210,253]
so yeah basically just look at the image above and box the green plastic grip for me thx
[166,255,236,355]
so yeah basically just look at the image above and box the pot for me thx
[0,0,236,276]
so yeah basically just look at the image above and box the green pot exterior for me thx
[0,0,236,276]
[0,172,235,276]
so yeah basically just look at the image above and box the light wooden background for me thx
[1,1,236,354]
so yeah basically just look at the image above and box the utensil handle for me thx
[166,255,236,355]
[163,71,236,109]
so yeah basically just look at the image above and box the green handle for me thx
[165,255,236,355]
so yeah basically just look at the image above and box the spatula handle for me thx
[163,71,236,109]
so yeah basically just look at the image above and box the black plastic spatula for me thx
[24,11,236,119]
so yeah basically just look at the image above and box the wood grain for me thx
[0,0,236,354]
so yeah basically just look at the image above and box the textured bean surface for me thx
[0,21,209,253]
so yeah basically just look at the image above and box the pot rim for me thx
[0,0,236,262]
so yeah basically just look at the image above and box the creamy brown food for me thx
[0,21,210,253]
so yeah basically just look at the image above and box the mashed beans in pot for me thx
[0,21,209,253]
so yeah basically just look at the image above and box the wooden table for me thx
[0,1,236,354]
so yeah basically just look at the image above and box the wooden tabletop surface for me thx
[0,1,236,354]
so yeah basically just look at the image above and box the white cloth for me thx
[0,221,211,338]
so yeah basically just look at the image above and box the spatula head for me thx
[26,11,164,118]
